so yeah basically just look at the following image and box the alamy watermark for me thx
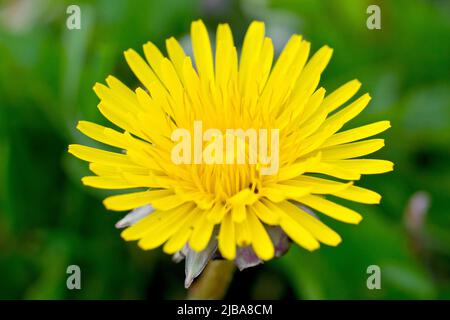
[171,121,280,175]
[66,5,81,30]
[66,265,81,290]
[367,5,381,30]
[366,265,381,290]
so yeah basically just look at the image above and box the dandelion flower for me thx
[69,20,393,273]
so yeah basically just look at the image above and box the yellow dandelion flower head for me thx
[69,20,393,262]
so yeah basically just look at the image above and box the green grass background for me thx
[0,0,449,299]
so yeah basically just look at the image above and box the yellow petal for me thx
[293,45,332,95]
[163,209,203,254]
[250,200,280,225]
[122,172,171,188]
[94,82,140,115]
[81,176,138,189]
[143,41,165,76]
[256,37,274,92]
[103,189,173,211]
[298,195,362,224]
[135,88,171,136]
[235,219,252,246]
[96,101,135,135]
[105,75,138,106]
[124,48,159,90]
[320,139,385,160]
[163,227,193,254]
[267,35,303,88]
[277,153,321,181]
[239,21,265,93]
[247,209,274,260]
[322,121,391,148]
[191,20,214,82]
[138,203,195,250]
[278,206,320,251]
[287,176,351,194]
[259,187,286,202]
[227,188,258,206]
[166,37,186,80]
[218,213,236,259]
[278,201,341,246]
[307,161,361,180]
[262,35,304,114]
[189,211,215,252]
[269,183,310,199]
[88,163,148,177]
[68,144,134,167]
[151,193,187,211]
[215,23,235,87]
[206,202,227,223]
[231,205,246,223]
[321,79,361,113]
[77,121,128,149]
[322,93,371,133]
[298,87,326,124]
[332,185,381,204]
[323,159,394,174]
[121,210,165,240]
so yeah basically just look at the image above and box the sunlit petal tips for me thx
[69,20,393,264]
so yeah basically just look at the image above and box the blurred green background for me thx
[1,0,449,299]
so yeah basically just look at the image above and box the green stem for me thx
[187,260,235,300]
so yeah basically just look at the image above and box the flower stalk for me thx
[187,260,235,300]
